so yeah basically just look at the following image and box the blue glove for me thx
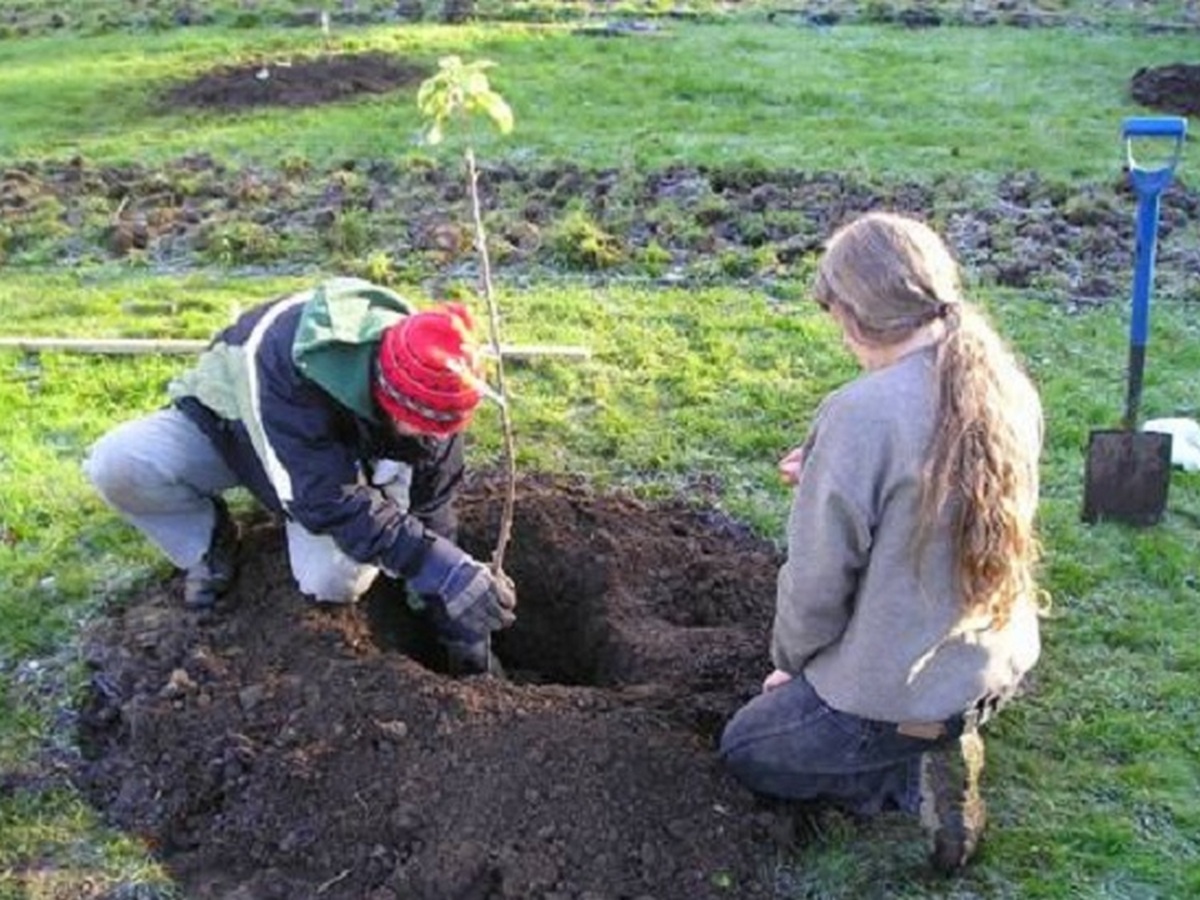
[405,535,516,637]
[439,559,517,635]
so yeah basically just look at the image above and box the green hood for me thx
[292,278,415,421]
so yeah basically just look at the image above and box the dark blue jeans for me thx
[719,674,956,816]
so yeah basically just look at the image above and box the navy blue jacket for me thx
[169,280,467,586]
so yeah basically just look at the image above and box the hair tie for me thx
[938,304,965,331]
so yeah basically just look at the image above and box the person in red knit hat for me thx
[374,300,483,436]
[84,278,515,675]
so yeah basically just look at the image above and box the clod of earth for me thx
[74,474,811,899]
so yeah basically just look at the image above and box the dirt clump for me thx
[75,474,794,899]
[162,52,429,110]
[1130,63,1200,117]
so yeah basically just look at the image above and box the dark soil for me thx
[1130,62,1200,117]
[162,53,429,110]
[74,474,806,900]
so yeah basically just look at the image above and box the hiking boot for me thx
[184,497,239,610]
[919,730,987,873]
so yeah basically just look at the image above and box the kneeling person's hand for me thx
[441,559,517,635]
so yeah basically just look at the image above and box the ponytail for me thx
[916,305,1040,627]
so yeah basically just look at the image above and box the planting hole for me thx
[73,474,785,900]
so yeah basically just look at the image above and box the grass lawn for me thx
[0,15,1195,178]
[2,2,1199,897]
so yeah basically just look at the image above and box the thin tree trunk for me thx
[465,147,516,575]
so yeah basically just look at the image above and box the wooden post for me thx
[0,337,591,361]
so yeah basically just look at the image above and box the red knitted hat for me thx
[373,303,483,437]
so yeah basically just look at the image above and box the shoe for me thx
[919,730,987,873]
[442,637,505,678]
[184,497,239,609]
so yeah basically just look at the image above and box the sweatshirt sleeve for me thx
[770,399,879,673]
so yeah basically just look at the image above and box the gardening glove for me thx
[439,558,517,636]
[403,534,517,636]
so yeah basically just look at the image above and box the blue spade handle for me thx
[1120,115,1187,429]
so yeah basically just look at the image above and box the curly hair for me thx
[815,212,1041,628]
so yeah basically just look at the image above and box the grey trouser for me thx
[83,407,379,602]
[719,673,960,816]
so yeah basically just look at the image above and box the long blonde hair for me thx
[814,212,1041,627]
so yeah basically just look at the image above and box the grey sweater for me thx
[771,347,1042,723]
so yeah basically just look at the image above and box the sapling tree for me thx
[416,55,518,580]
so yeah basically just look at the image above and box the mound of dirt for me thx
[1130,63,1200,117]
[163,52,429,110]
[74,474,798,899]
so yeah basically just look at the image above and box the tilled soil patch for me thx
[74,474,806,900]
[3,154,1198,309]
[161,52,429,110]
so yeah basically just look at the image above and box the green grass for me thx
[3,6,1200,899]
[4,270,1200,897]
[0,21,1194,179]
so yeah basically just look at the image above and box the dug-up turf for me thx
[75,474,802,900]
[1129,62,1200,118]
[160,52,429,110]
[4,54,1200,308]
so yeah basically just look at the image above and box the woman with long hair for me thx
[720,212,1044,872]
